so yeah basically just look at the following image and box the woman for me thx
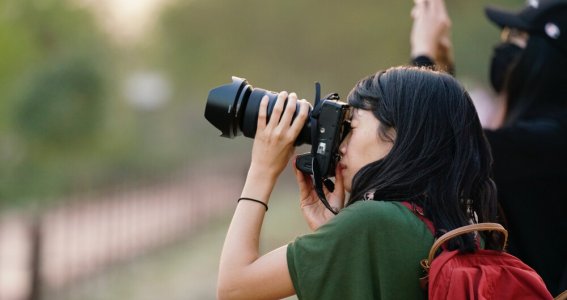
[410,0,567,295]
[217,67,499,299]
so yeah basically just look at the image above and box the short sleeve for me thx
[287,201,432,300]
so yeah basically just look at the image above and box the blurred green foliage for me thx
[15,57,103,147]
[0,0,113,206]
[0,0,523,208]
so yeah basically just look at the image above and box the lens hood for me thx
[204,76,250,138]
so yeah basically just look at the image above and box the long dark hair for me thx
[347,66,499,252]
[504,35,567,124]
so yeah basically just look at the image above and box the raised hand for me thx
[249,92,310,181]
[410,0,454,72]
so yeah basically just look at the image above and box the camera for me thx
[204,76,352,179]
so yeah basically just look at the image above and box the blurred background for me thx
[0,0,520,299]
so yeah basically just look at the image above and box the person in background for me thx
[217,67,501,299]
[410,0,567,295]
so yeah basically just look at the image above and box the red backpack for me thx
[401,202,554,300]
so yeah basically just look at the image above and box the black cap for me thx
[485,0,567,54]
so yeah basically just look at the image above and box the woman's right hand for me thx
[240,92,310,205]
[293,162,345,231]
[410,0,454,71]
[248,92,310,181]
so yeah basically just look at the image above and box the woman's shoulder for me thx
[296,200,432,246]
[288,200,431,300]
[343,199,411,214]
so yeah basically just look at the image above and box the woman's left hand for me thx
[294,163,346,231]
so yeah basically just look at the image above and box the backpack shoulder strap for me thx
[426,223,508,263]
[400,201,435,236]
[554,289,567,300]
[401,201,506,259]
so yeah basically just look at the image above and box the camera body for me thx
[295,96,352,178]
[204,76,352,178]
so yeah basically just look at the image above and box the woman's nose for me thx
[339,135,349,156]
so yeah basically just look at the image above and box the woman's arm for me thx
[410,0,509,128]
[410,0,454,73]
[217,91,309,300]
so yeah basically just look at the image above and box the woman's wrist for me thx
[410,43,437,60]
[240,167,278,205]
[411,55,436,68]
[238,197,269,211]
[247,163,281,184]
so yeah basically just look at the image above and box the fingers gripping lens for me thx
[205,77,312,145]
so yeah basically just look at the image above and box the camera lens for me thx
[205,76,312,145]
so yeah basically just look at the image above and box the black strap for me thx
[312,156,339,215]
[411,55,436,68]
[410,55,455,76]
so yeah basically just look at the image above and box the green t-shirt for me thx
[287,200,434,300]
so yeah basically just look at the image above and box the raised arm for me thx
[410,0,454,73]
[217,92,309,300]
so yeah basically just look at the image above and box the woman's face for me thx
[338,109,394,192]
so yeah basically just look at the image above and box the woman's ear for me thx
[378,126,396,144]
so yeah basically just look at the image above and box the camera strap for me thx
[311,158,339,215]
[310,83,339,215]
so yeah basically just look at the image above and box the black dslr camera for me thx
[204,77,352,213]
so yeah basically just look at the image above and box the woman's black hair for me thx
[504,35,567,124]
[347,66,499,252]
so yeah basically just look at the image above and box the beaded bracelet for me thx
[237,197,268,211]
